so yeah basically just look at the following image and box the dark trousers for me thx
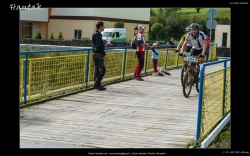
[93,56,106,86]
[152,59,158,72]
[134,51,145,77]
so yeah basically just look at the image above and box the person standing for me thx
[105,37,111,48]
[205,35,211,62]
[134,25,149,81]
[92,21,108,90]
[151,42,160,76]
[167,37,176,48]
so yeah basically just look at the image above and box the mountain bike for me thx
[179,52,191,87]
[182,54,205,98]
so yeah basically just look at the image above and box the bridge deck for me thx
[20,61,230,148]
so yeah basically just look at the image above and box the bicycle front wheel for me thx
[181,62,187,87]
[183,69,193,98]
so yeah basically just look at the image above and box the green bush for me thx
[82,37,90,41]
[49,31,55,40]
[58,31,64,40]
[21,34,29,38]
[34,29,42,39]
[114,22,124,28]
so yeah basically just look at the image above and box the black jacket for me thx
[92,30,106,57]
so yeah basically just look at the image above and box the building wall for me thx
[49,19,95,40]
[51,8,150,21]
[49,19,149,41]
[50,8,150,41]
[214,25,230,48]
[20,8,150,41]
[20,8,48,22]
[32,22,47,39]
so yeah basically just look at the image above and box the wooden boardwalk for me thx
[20,61,230,148]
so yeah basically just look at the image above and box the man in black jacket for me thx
[92,21,108,90]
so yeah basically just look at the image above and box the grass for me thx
[185,122,231,148]
[208,123,231,148]
[151,8,230,22]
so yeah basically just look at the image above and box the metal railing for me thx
[196,58,230,146]
[21,45,201,105]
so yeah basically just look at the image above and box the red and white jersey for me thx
[136,32,146,51]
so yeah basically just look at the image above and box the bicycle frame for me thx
[181,52,191,87]
[183,54,200,98]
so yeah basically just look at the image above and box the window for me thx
[222,32,227,47]
[20,22,32,38]
[115,32,120,38]
[74,29,82,40]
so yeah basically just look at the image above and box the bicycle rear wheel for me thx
[195,66,200,93]
[183,69,193,98]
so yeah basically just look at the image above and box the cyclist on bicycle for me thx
[175,26,192,52]
[180,23,207,64]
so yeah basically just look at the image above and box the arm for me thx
[176,39,184,51]
[96,33,106,56]
[181,40,188,52]
[151,46,156,52]
[201,39,207,55]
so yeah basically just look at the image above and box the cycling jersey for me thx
[186,31,206,50]
[181,33,192,46]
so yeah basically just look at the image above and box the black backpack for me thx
[131,35,137,49]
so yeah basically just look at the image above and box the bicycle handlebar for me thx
[198,54,205,58]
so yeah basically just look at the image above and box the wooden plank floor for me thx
[20,61,230,148]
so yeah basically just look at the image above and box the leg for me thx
[97,59,106,85]
[94,57,106,89]
[152,59,158,72]
[135,51,145,80]
[135,52,144,77]
[94,58,100,86]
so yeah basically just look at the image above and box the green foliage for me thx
[21,34,29,38]
[151,22,164,40]
[149,8,230,41]
[82,37,90,41]
[34,29,42,39]
[114,22,124,28]
[58,31,64,40]
[196,8,201,13]
[185,138,196,148]
[49,31,55,40]
[208,123,230,148]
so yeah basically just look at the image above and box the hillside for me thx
[152,8,230,24]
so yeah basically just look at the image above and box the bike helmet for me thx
[189,23,199,30]
[185,26,190,31]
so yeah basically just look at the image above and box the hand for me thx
[179,52,183,56]
[198,54,205,58]
[104,55,108,60]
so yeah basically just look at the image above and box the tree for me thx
[151,22,164,40]
[196,8,201,13]
[114,22,124,28]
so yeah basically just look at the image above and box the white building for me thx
[214,25,230,48]
[20,8,151,41]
